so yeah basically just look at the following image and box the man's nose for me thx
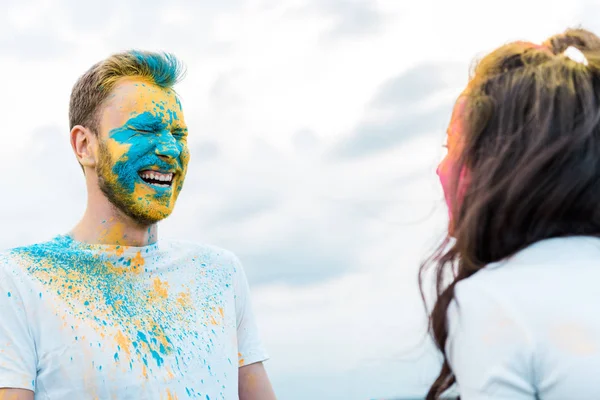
[155,135,181,160]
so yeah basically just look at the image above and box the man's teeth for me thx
[140,172,174,182]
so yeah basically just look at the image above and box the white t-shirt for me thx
[0,235,268,399]
[447,236,600,400]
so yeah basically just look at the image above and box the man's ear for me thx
[71,125,98,168]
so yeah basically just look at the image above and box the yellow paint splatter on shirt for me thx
[152,278,170,299]
[6,234,242,398]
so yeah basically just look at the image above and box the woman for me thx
[420,28,600,399]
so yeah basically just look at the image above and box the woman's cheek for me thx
[437,155,455,211]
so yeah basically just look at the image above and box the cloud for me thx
[191,141,221,162]
[58,0,121,33]
[254,252,446,399]
[370,64,463,109]
[331,103,451,159]
[330,62,463,160]
[91,0,242,53]
[0,30,75,62]
[576,2,600,33]
[239,222,362,285]
[292,128,319,154]
[0,1,78,61]
[57,0,245,35]
[207,191,281,226]
[209,70,245,109]
[314,0,384,39]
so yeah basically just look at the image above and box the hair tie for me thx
[563,46,589,66]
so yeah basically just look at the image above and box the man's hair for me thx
[69,50,186,134]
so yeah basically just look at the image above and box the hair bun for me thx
[544,28,600,54]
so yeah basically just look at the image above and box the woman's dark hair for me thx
[419,28,600,399]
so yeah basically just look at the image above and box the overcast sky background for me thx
[1,0,599,399]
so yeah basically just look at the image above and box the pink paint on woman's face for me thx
[437,97,469,230]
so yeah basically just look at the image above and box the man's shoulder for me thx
[0,244,36,267]
[0,244,39,278]
[0,249,14,268]
[163,239,241,268]
[0,236,68,272]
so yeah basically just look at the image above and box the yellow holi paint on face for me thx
[131,181,174,221]
[105,139,131,162]
[95,77,190,225]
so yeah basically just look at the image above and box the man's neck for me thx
[70,202,158,247]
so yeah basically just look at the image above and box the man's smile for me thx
[138,169,175,188]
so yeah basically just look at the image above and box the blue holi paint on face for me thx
[166,109,179,122]
[108,111,185,195]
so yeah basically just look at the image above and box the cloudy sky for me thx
[1,0,598,398]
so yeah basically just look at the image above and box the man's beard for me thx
[96,140,163,227]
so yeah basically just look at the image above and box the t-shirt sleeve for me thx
[0,259,37,391]
[231,255,269,367]
[446,279,536,400]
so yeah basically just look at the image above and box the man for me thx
[0,51,276,400]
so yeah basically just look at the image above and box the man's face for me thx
[95,78,190,225]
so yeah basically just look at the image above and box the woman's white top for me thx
[447,236,600,400]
